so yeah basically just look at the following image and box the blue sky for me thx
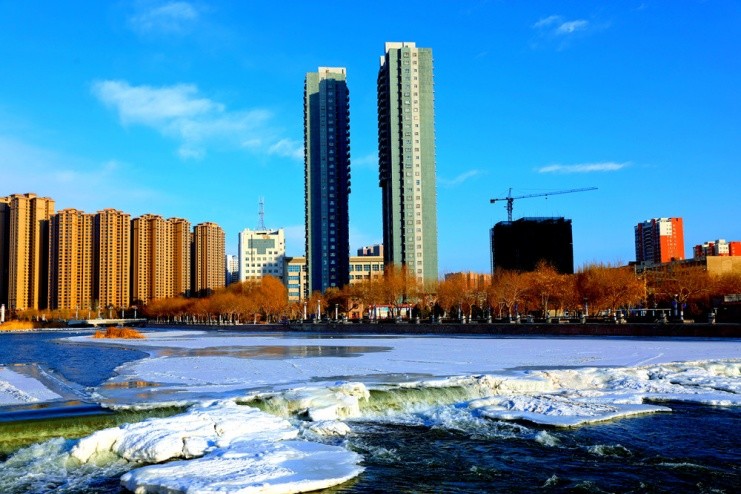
[2,1,739,275]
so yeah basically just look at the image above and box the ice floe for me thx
[69,400,364,493]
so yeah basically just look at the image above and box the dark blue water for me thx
[340,403,740,493]
[0,331,147,387]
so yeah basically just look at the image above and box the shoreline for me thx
[147,321,741,338]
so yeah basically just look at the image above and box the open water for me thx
[0,331,738,493]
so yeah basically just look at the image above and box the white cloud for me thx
[533,15,590,35]
[537,162,628,174]
[268,139,304,160]
[533,15,562,29]
[129,1,200,35]
[0,135,159,211]
[92,79,296,161]
[557,20,589,34]
[439,169,485,187]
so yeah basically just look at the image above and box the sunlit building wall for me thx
[48,209,94,311]
[193,222,225,295]
[377,42,438,281]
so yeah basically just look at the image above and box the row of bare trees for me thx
[135,262,741,324]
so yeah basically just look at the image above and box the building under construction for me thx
[490,217,574,274]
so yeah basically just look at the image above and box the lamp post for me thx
[583,297,589,318]
[303,301,307,321]
[335,304,338,322]
[317,300,321,321]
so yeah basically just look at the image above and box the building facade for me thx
[377,42,438,281]
[3,193,55,310]
[357,244,383,257]
[0,197,10,307]
[635,217,685,265]
[283,256,308,302]
[491,217,574,274]
[94,208,131,310]
[693,239,741,259]
[225,254,239,285]
[304,67,351,293]
[348,255,384,284]
[170,218,192,298]
[238,228,285,283]
[48,209,94,311]
[193,222,225,296]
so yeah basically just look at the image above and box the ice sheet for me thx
[0,366,62,405]
[4,332,739,493]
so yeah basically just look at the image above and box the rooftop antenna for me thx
[257,197,266,230]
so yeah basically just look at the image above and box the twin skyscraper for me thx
[304,42,438,294]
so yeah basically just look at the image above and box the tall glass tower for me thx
[304,67,351,293]
[377,42,438,281]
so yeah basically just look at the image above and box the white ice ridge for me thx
[70,400,364,493]
[245,361,740,428]
[0,366,62,405]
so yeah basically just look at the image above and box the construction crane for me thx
[490,187,597,222]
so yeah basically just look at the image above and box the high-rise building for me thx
[0,197,11,307]
[132,215,192,303]
[238,228,285,283]
[193,222,225,295]
[225,254,239,285]
[4,193,55,310]
[635,217,685,265]
[377,42,438,281]
[170,218,192,297]
[304,67,351,293]
[94,208,131,310]
[491,217,574,274]
[132,215,172,303]
[48,209,94,311]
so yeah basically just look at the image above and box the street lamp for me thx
[303,301,307,321]
[335,304,338,322]
[583,297,589,318]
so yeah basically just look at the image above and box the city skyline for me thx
[2,1,739,275]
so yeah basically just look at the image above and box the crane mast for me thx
[490,187,597,222]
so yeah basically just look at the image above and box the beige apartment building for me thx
[1,193,55,310]
[48,209,94,311]
[132,215,192,303]
[283,255,384,302]
[170,218,192,298]
[95,208,131,310]
[193,222,225,295]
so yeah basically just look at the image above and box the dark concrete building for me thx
[490,217,574,274]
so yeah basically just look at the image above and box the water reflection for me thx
[152,345,392,359]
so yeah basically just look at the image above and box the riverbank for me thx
[148,321,741,338]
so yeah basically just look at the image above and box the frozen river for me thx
[0,329,739,493]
